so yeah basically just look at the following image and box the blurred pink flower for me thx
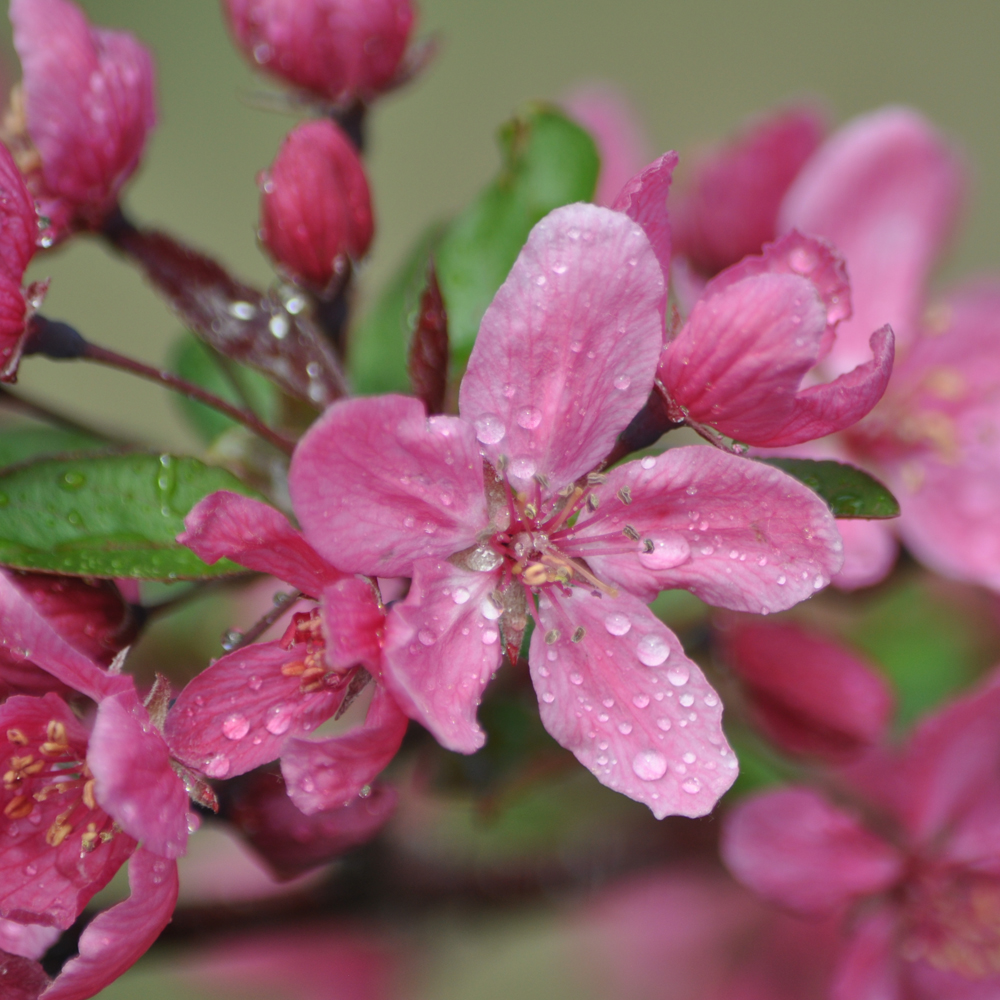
[723,670,1000,996]
[169,492,407,815]
[289,200,845,819]
[260,119,374,289]
[8,0,156,241]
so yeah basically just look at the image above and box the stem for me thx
[0,385,139,447]
[231,589,303,651]
[81,343,296,455]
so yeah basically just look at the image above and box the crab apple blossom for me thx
[289,201,845,820]
[6,0,157,242]
[168,492,408,815]
[259,119,375,289]
[723,669,1000,997]
[222,0,415,106]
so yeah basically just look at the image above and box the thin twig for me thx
[0,384,140,447]
[231,589,304,651]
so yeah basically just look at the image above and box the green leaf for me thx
[0,453,263,579]
[758,458,900,519]
[436,103,599,359]
[171,332,279,444]
[0,426,106,468]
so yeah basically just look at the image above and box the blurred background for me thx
[4,2,1000,998]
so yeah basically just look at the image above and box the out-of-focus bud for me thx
[6,0,157,241]
[223,0,415,105]
[719,618,894,761]
[259,120,374,289]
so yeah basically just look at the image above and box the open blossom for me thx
[723,668,1000,998]
[6,0,157,241]
[259,119,375,289]
[167,492,408,815]
[222,0,415,106]
[288,197,845,819]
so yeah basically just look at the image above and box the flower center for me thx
[278,608,333,694]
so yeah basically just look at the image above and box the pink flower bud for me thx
[8,0,157,240]
[259,120,374,288]
[223,0,415,104]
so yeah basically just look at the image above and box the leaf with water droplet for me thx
[757,458,899,519]
[0,453,263,579]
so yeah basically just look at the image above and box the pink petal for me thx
[88,689,190,859]
[530,587,736,819]
[281,684,408,814]
[562,83,649,209]
[610,151,677,279]
[830,908,903,1000]
[381,559,502,753]
[179,491,341,597]
[459,203,665,491]
[673,104,826,275]
[722,788,903,916]
[164,639,339,780]
[12,0,157,233]
[322,577,384,672]
[0,920,59,961]
[570,447,843,612]
[831,519,898,591]
[720,619,893,760]
[779,106,963,374]
[0,951,48,1000]
[0,142,36,379]
[0,573,130,704]
[225,770,397,880]
[40,849,177,1000]
[290,395,488,577]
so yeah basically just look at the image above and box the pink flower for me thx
[222,0,415,106]
[722,670,1000,997]
[167,492,408,814]
[8,0,157,240]
[259,119,375,289]
[288,200,845,819]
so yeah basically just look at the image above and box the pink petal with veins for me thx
[722,788,903,916]
[381,559,502,753]
[40,849,177,1000]
[831,518,898,591]
[830,908,902,1000]
[573,447,842,612]
[281,684,408,814]
[531,588,736,819]
[0,920,59,961]
[780,106,962,374]
[290,395,488,577]
[322,578,383,672]
[459,203,664,491]
[179,491,341,598]
[673,104,826,276]
[164,640,339,780]
[0,143,36,380]
[610,151,677,280]
[88,690,190,859]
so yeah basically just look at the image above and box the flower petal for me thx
[779,106,962,374]
[0,920,59,961]
[281,685,409,814]
[830,908,902,1000]
[40,849,177,1000]
[530,588,736,819]
[381,559,502,753]
[322,578,384,673]
[0,950,48,1000]
[831,518,898,591]
[459,203,665,491]
[179,492,341,597]
[722,787,903,916]
[610,151,677,278]
[290,395,488,577]
[88,689,190,859]
[164,639,338,781]
[571,447,842,611]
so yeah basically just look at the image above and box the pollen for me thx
[4,794,33,819]
[6,729,28,745]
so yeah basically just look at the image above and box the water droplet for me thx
[613,374,632,391]
[682,752,696,764]
[269,313,289,338]
[681,778,702,794]
[222,714,249,740]
[467,546,503,572]
[666,664,690,687]
[228,300,256,320]
[632,694,650,708]
[480,597,502,621]
[679,693,695,707]
[570,340,583,353]
[638,535,692,570]
[618,722,633,735]
[602,698,615,708]
[637,634,670,667]
[604,613,632,636]
[777,575,786,585]
[656,717,671,731]
[542,692,555,703]
[704,693,719,707]
[452,587,471,605]
[546,649,557,662]
[509,457,537,479]
[640,455,657,470]
[60,471,85,490]
[516,407,542,430]
[417,628,437,646]
[813,575,825,590]
[248,675,262,691]
[789,246,816,274]
[265,704,293,735]
[205,755,230,778]
[220,629,243,652]
[631,750,667,781]
[24,864,37,876]
[474,415,506,445]
[482,628,499,645]
[569,672,583,685]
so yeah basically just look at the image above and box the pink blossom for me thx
[289,201,845,819]
[259,119,374,289]
[8,0,157,241]
[222,0,415,106]
[168,492,408,814]
[722,670,1000,996]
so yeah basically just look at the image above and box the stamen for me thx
[4,794,33,819]
[616,485,632,505]
[587,472,608,486]
[623,525,640,541]
[571,627,586,643]
[544,629,561,644]
[6,729,28,746]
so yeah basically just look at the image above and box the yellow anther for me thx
[82,779,96,811]
[281,660,307,677]
[4,794,33,819]
[6,729,28,745]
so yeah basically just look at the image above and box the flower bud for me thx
[7,0,157,241]
[223,0,415,105]
[259,120,374,288]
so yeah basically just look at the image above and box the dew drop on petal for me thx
[666,664,690,687]
[618,722,633,735]
[637,634,670,667]
[632,694,650,708]
[516,407,542,430]
[570,673,583,685]
[679,693,695,707]
[481,598,502,621]
[604,613,632,636]
[542,692,555,703]
[475,415,506,445]
[482,628,499,645]
[452,588,471,605]
[682,778,702,794]
[682,752,696,764]
[640,455,657,470]
[509,457,537,479]
[222,714,249,741]
[638,535,692,571]
[656,718,672,731]
[248,675,262,691]
[631,749,668,781]
[205,754,230,778]
[613,374,632,391]
[417,628,437,646]
[265,704,293,736]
